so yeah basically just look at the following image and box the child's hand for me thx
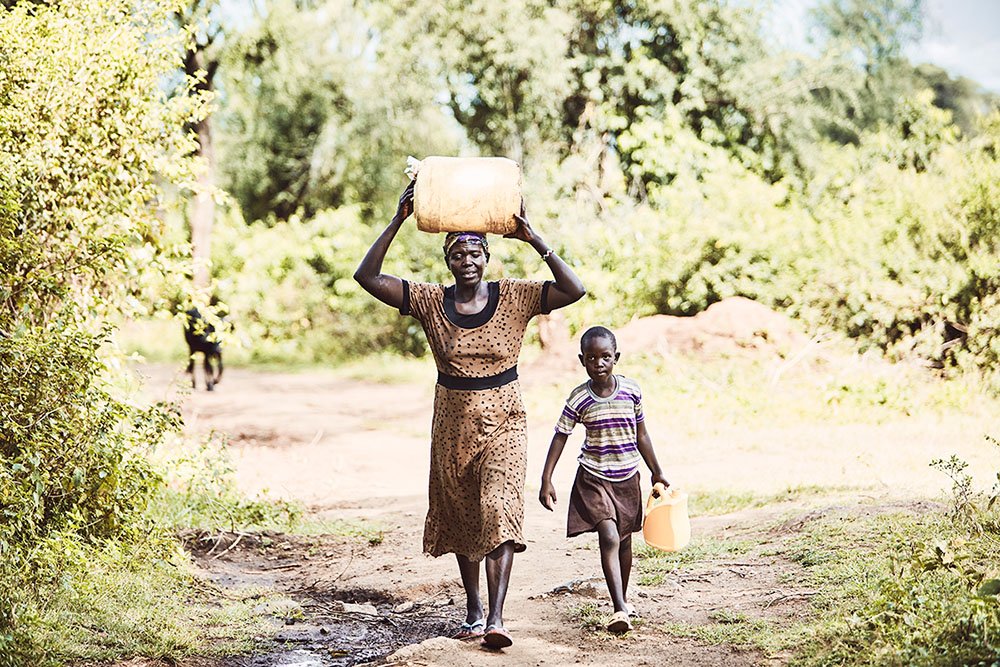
[539,480,557,511]
[652,473,670,489]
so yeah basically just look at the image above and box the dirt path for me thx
[135,361,982,666]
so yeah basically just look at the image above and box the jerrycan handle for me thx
[646,482,669,514]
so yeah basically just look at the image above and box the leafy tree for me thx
[913,63,1000,136]
[217,0,460,223]
[380,0,861,196]
[809,0,925,141]
[0,0,202,656]
[375,0,576,167]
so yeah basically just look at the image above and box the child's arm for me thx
[539,431,569,511]
[636,421,669,488]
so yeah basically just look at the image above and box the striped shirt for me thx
[555,375,644,481]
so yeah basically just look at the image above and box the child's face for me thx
[579,336,620,382]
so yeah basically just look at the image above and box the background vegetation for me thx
[1,0,998,664]
[180,0,999,385]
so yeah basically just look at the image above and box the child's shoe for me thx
[606,610,632,634]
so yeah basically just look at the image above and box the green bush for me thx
[151,433,301,532]
[209,204,444,363]
[0,0,203,662]
[796,445,1000,665]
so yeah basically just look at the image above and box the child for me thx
[539,326,668,634]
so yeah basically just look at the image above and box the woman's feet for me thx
[452,618,486,640]
[481,624,513,649]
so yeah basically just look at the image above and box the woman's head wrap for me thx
[443,232,489,259]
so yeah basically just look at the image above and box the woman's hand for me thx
[652,474,670,489]
[504,200,536,243]
[394,180,416,222]
[505,214,537,243]
[354,181,414,310]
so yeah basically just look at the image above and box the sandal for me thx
[481,625,513,650]
[452,618,485,640]
[606,610,632,634]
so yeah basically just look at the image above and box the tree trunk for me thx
[185,43,218,294]
[191,116,214,292]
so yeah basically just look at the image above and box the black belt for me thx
[437,366,518,391]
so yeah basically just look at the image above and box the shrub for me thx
[0,0,203,661]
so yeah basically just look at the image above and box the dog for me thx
[183,307,223,391]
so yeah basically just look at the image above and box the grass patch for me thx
[285,515,386,544]
[662,611,781,648]
[688,484,856,516]
[3,427,389,667]
[148,433,387,544]
[566,602,607,632]
[2,534,275,665]
[636,536,756,585]
[625,351,996,430]
[783,504,1000,666]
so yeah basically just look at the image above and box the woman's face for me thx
[446,241,488,287]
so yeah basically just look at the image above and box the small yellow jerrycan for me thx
[642,483,691,552]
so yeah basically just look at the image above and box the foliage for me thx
[157,0,1000,393]
[375,0,575,167]
[809,0,925,141]
[216,0,462,224]
[913,63,1000,136]
[208,204,444,362]
[151,433,301,532]
[788,455,1000,666]
[0,0,206,662]
[930,455,982,533]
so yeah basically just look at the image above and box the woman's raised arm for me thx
[353,181,415,310]
[505,212,586,311]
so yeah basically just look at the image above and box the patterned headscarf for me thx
[442,232,489,259]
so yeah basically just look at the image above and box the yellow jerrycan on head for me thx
[642,483,691,552]
[408,156,522,235]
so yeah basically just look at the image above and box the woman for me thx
[353,180,585,649]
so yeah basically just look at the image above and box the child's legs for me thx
[455,554,483,624]
[620,533,632,601]
[596,519,628,613]
[484,540,515,628]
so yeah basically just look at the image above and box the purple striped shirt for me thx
[555,375,644,481]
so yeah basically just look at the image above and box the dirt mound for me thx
[617,297,808,358]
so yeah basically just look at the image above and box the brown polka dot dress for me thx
[401,278,552,561]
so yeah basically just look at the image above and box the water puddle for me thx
[226,593,454,666]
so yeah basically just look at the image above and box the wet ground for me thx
[185,531,460,667]
[219,601,453,667]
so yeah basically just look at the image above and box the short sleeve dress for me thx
[401,277,551,561]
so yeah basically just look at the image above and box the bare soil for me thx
[130,336,991,666]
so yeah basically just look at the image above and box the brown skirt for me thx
[567,467,642,538]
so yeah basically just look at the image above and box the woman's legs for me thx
[596,519,628,613]
[455,554,484,625]
[484,540,515,629]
